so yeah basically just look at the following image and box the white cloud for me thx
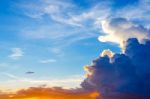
[18,0,111,27]
[9,48,24,60]
[98,18,150,47]
[39,59,57,64]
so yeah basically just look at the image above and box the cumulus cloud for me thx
[9,48,24,60]
[80,17,150,99]
[81,38,150,98]
[98,18,150,47]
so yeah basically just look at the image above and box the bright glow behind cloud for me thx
[98,18,150,47]
[100,49,114,58]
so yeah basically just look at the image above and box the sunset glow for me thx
[0,0,150,99]
[0,87,100,99]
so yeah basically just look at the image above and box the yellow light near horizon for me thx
[0,87,100,99]
[17,97,38,99]
[26,98,37,99]
[90,92,100,98]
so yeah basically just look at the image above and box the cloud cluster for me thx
[80,17,150,98]
[98,18,150,47]
[82,38,150,98]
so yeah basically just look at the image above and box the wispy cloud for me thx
[12,0,150,48]
[1,73,84,90]
[19,0,111,27]
[8,48,24,60]
[39,59,57,64]
[114,0,150,26]
[2,73,19,80]
[16,0,111,47]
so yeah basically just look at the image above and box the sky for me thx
[0,0,150,99]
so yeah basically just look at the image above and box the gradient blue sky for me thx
[0,0,149,91]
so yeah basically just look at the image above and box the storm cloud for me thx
[80,17,150,98]
[81,38,150,98]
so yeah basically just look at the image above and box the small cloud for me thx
[39,59,57,64]
[26,71,34,74]
[9,48,24,60]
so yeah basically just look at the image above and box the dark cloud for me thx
[81,38,150,98]
[26,71,35,74]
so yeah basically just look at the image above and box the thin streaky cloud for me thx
[39,59,57,64]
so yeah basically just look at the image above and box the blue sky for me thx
[0,0,150,91]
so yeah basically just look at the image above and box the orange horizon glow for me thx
[0,87,100,99]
